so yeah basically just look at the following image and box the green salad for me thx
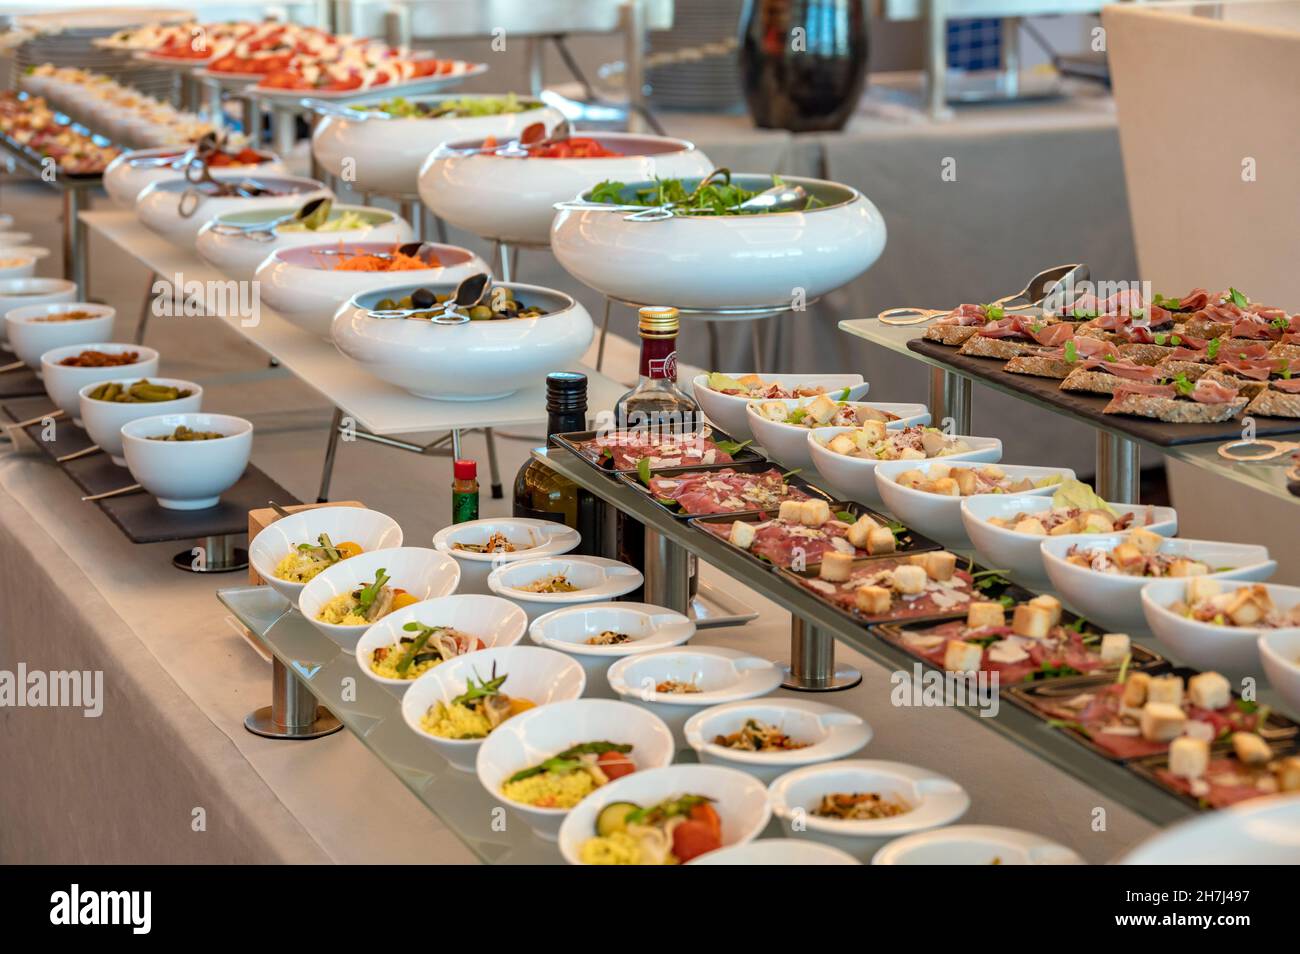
[589,172,822,217]
[356,94,539,119]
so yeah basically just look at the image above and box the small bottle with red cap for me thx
[452,459,479,524]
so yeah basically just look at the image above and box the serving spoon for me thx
[877,263,1091,326]
[366,272,492,325]
[207,196,333,240]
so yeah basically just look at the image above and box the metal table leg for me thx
[929,367,971,434]
[1096,431,1140,503]
[484,427,503,499]
[172,534,248,573]
[707,322,721,372]
[317,407,344,502]
[498,242,517,283]
[401,198,421,240]
[643,526,691,614]
[245,657,342,740]
[134,270,157,344]
[62,189,88,295]
[782,618,862,692]
[596,298,613,372]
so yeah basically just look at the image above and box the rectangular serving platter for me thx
[1128,738,1300,812]
[552,425,764,478]
[613,458,835,520]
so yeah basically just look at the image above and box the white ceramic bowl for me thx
[963,495,1178,587]
[0,213,12,230]
[104,145,285,208]
[768,760,970,862]
[400,645,587,772]
[557,763,771,865]
[78,376,202,466]
[41,343,160,422]
[297,546,461,648]
[552,173,887,313]
[874,460,1075,547]
[135,173,333,244]
[421,131,714,247]
[747,400,931,471]
[1259,628,1300,719]
[528,602,696,699]
[607,646,784,748]
[355,594,527,688]
[687,838,860,865]
[332,280,594,400]
[684,699,872,783]
[0,231,34,247]
[1118,792,1300,864]
[871,825,1085,865]
[196,204,414,282]
[488,556,644,623]
[433,518,581,594]
[691,372,869,442]
[247,505,404,604]
[809,429,1003,507]
[312,94,565,194]
[0,255,36,280]
[0,278,78,346]
[1,245,50,261]
[1041,535,1277,632]
[257,241,488,338]
[5,302,115,370]
[475,698,675,839]
[120,412,252,510]
[1142,579,1300,681]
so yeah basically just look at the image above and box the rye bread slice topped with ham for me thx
[1102,377,1249,424]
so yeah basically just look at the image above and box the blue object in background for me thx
[947,18,1002,71]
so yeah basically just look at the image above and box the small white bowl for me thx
[1118,792,1300,864]
[78,376,202,465]
[684,698,872,783]
[1140,579,1300,681]
[607,646,784,748]
[746,399,931,470]
[528,602,696,699]
[557,763,771,865]
[0,231,34,247]
[5,302,115,371]
[871,825,1085,865]
[297,546,461,648]
[1,245,51,261]
[1259,628,1300,720]
[691,372,869,442]
[433,518,581,594]
[40,342,159,422]
[809,428,1002,507]
[1041,536,1276,632]
[475,698,675,840]
[963,495,1178,587]
[247,506,404,604]
[120,412,252,510]
[686,838,861,865]
[875,460,1075,547]
[0,255,36,280]
[355,594,527,688]
[488,556,644,623]
[0,278,78,346]
[400,645,587,772]
[768,760,970,862]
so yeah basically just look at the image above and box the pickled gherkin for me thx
[88,380,194,403]
[147,425,226,442]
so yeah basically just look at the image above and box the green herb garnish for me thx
[1206,337,1222,360]
[1228,287,1249,308]
[1064,340,1078,363]
[505,741,633,783]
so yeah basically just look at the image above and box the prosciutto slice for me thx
[1231,315,1281,340]
[1191,377,1240,404]
[1218,359,1278,381]
[1178,288,1211,311]
[937,302,989,326]
[1074,336,1120,359]
[977,315,1039,339]
[1271,378,1300,394]
[1093,360,1161,381]
[1113,381,1177,398]
[1030,323,1075,347]
[1222,342,1271,361]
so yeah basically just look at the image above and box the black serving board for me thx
[613,458,834,520]
[552,425,763,477]
[908,337,1300,446]
[0,364,47,400]
[3,396,298,543]
[1128,739,1300,812]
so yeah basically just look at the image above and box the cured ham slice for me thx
[1271,378,1300,394]
[1113,381,1177,398]
[1191,377,1240,404]
[1222,342,1271,361]
[936,303,990,326]
[1218,359,1277,381]
[1074,336,1120,358]
[1095,360,1161,381]
[1178,288,1210,311]
[1030,323,1074,347]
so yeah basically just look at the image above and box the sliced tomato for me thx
[671,820,721,863]
[595,750,636,781]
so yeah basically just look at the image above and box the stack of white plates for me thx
[646,0,745,112]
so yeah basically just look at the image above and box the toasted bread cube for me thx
[1188,671,1230,711]
[1231,731,1272,766]
[854,584,892,616]
[927,462,952,480]
[897,448,926,460]
[895,469,925,490]
[728,521,756,549]
[865,526,896,556]
[1080,511,1115,533]
[1099,634,1131,664]
[845,514,880,549]
[1187,577,1223,604]
[1225,586,1270,627]
[1112,542,1145,570]
[922,550,957,582]
[737,373,763,387]
[1129,527,1163,555]
[1148,674,1185,707]
[966,601,1005,629]
[1275,756,1300,793]
[892,564,927,596]
[1168,558,1208,578]
[759,401,788,422]
[853,421,888,449]
[1026,595,1062,628]
[943,639,983,673]
[1049,516,1083,536]
[1122,671,1152,708]
[930,476,960,497]
[1012,517,1047,536]
[827,434,857,456]
[805,393,838,424]
[1140,702,1187,743]
[953,469,980,496]
[819,551,854,583]
[799,499,832,527]
[1169,737,1209,779]
[981,464,1005,479]
[1011,604,1051,639]
[778,499,804,523]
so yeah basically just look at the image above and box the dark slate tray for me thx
[0,364,48,400]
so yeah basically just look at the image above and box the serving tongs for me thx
[178,156,278,218]
[365,272,491,325]
[207,196,332,241]
[877,263,1091,326]
[129,130,220,168]
[1218,435,1300,471]
[553,168,809,222]
[444,119,571,158]
[313,240,429,262]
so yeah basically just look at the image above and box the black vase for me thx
[739,0,869,132]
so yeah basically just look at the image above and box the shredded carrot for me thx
[313,242,439,272]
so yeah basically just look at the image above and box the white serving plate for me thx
[400,645,586,772]
[691,372,869,442]
[78,375,202,466]
[871,825,1085,865]
[0,278,78,347]
[687,838,861,865]
[355,594,527,689]
[120,412,252,510]
[1142,579,1300,682]
[557,763,771,865]
[552,173,886,314]
[1118,793,1300,864]
[103,145,284,209]
[135,173,333,244]
[528,602,696,699]
[41,342,159,422]
[475,698,675,840]
[433,518,581,594]
[1041,535,1276,633]
[196,204,413,282]
[247,506,404,605]
[311,94,564,195]
[768,760,970,862]
[253,62,488,103]
[5,302,114,371]
[809,428,1002,507]
[487,556,643,623]
[257,241,488,339]
[297,546,461,648]
[746,399,931,471]
[963,495,1178,587]
[1259,628,1300,719]
[331,279,593,400]
[421,131,714,247]
[683,699,872,783]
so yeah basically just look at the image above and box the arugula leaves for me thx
[1228,287,1249,308]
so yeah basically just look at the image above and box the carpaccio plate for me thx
[553,426,763,477]
[614,459,834,519]
[1129,740,1300,812]
[876,603,1164,688]
[1007,667,1300,762]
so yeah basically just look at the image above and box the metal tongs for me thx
[207,196,333,240]
[178,153,277,218]
[366,272,492,325]
[553,168,809,222]
[444,119,572,158]
[877,263,1091,326]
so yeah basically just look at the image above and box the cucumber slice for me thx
[595,801,639,837]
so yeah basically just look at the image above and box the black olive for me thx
[410,288,436,309]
